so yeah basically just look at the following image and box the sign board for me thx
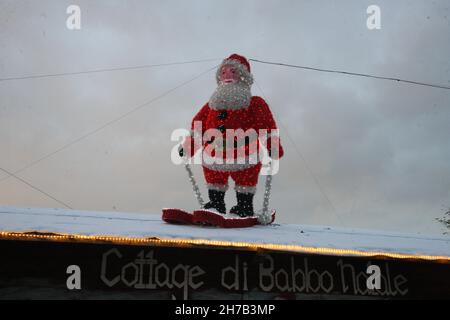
[0,240,448,299]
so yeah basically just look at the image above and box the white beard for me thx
[209,82,252,110]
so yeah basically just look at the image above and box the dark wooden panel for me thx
[0,240,448,299]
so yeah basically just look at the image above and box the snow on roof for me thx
[0,206,449,261]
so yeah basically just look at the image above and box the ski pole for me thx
[184,161,205,208]
[259,160,273,225]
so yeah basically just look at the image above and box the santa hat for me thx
[216,53,253,86]
[226,54,251,72]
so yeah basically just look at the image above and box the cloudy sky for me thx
[0,0,449,235]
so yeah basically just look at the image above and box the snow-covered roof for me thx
[0,206,449,262]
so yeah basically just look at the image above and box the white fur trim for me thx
[202,162,258,172]
[202,151,260,172]
[235,185,257,194]
[207,183,229,192]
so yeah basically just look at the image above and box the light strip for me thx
[0,231,449,263]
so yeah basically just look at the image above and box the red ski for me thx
[162,208,194,225]
[162,208,275,228]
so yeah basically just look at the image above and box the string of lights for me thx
[0,58,220,82]
[0,230,448,262]
[2,56,448,90]
[249,58,450,90]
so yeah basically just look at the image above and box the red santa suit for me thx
[183,54,284,195]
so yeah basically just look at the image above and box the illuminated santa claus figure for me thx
[180,54,284,217]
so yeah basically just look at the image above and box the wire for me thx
[254,79,344,227]
[0,166,72,209]
[0,58,220,82]
[0,64,219,207]
[249,58,450,90]
[4,56,448,90]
